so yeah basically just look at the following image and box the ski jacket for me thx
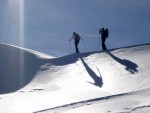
[70,33,81,41]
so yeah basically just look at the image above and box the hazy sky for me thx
[0,0,150,56]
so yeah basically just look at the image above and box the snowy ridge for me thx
[0,43,150,113]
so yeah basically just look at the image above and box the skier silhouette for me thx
[69,32,83,53]
[99,28,109,50]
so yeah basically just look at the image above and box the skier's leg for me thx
[75,40,79,53]
[102,38,107,50]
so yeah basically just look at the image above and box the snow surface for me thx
[0,43,150,113]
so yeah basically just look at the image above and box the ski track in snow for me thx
[34,88,150,113]
[34,93,130,113]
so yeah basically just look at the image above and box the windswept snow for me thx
[0,43,150,113]
[0,43,53,94]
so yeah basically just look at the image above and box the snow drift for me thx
[0,44,52,94]
[0,43,150,113]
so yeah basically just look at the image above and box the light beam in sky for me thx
[6,0,25,86]
[19,0,25,47]
[6,0,25,47]
[19,0,25,86]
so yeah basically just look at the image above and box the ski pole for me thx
[98,34,101,51]
[82,39,85,52]
[69,41,71,54]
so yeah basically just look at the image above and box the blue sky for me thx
[0,0,150,56]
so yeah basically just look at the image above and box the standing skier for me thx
[99,28,109,50]
[69,32,83,53]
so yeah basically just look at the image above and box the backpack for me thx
[75,34,80,40]
[105,29,109,38]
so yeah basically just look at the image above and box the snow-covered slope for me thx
[0,43,150,113]
[0,43,53,94]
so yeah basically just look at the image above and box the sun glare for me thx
[7,0,25,47]
[19,0,25,86]
[19,0,25,47]
[6,0,25,85]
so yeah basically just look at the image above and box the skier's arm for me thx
[99,29,102,34]
[80,36,83,41]
[69,34,74,41]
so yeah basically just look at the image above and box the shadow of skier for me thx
[80,57,103,87]
[106,51,138,74]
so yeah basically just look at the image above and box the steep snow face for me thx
[0,43,53,94]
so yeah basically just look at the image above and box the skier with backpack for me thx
[69,32,83,53]
[99,28,109,50]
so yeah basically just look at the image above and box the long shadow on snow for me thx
[0,44,48,94]
[106,51,138,74]
[49,52,97,66]
[47,52,103,87]
[80,57,103,87]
